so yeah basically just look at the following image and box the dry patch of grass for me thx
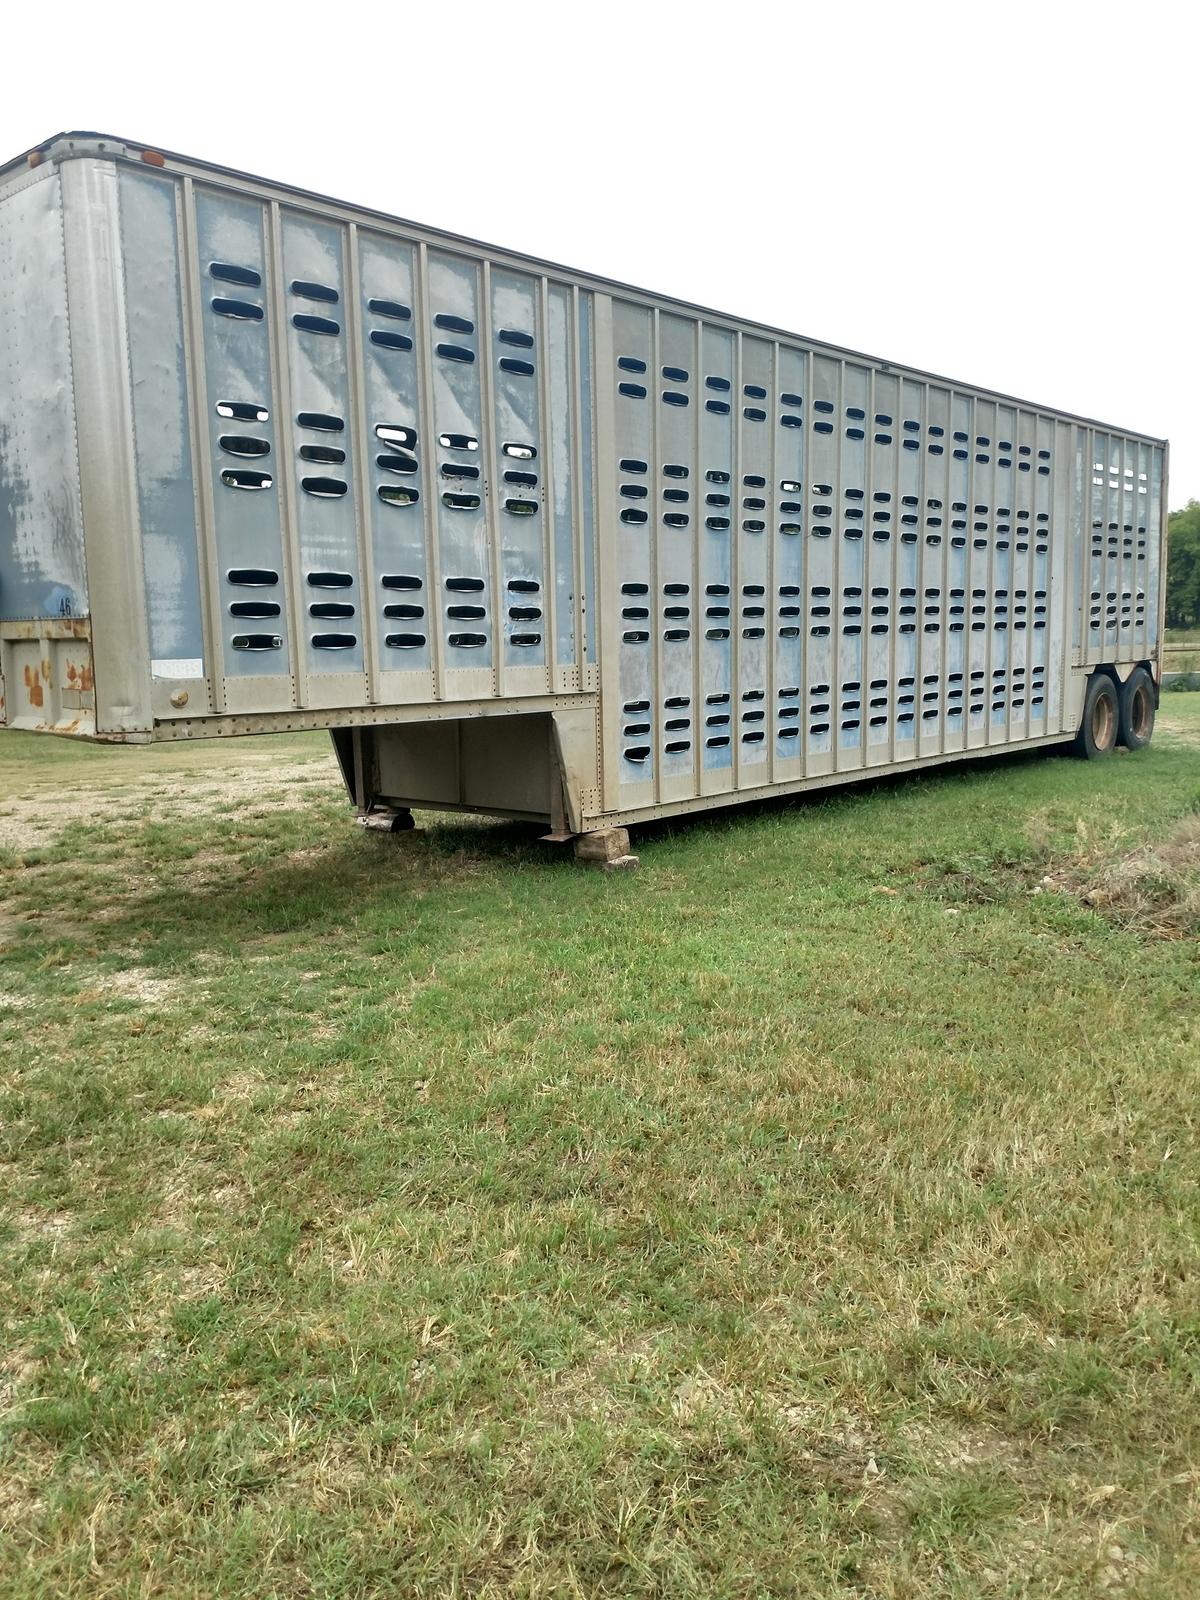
[1041,813,1200,939]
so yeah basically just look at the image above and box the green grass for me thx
[2,706,1199,1598]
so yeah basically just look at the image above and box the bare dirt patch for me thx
[0,753,340,853]
[97,967,184,1005]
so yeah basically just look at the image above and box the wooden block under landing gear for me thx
[573,827,639,870]
[358,807,420,835]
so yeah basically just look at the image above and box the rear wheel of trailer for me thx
[1118,666,1156,751]
[1075,673,1120,760]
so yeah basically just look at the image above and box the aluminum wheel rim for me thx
[1131,683,1153,740]
[1092,692,1115,750]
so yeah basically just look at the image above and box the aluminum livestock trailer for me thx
[0,133,1168,861]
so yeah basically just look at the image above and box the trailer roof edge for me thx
[1,129,1170,450]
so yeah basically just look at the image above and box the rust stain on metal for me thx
[66,660,95,692]
[41,657,52,684]
[23,665,44,708]
[0,617,91,643]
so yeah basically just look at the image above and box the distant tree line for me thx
[1167,501,1200,630]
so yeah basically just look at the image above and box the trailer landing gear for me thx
[573,827,639,871]
[358,806,418,835]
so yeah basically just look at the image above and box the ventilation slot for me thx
[212,298,264,321]
[293,314,339,336]
[229,600,281,619]
[443,491,481,510]
[217,400,269,423]
[301,412,346,433]
[378,450,418,474]
[369,298,411,320]
[228,568,278,586]
[385,632,426,648]
[378,485,420,507]
[220,435,270,458]
[210,261,261,287]
[382,574,423,591]
[371,330,413,352]
[302,444,347,465]
[302,476,348,498]
[221,469,272,490]
[309,602,355,620]
[231,632,282,651]
[289,279,336,302]
[307,571,353,589]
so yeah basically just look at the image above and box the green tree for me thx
[1166,500,1200,630]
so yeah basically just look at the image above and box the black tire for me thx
[1118,667,1156,750]
[1074,673,1119,759]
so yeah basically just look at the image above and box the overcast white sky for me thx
[5,1,1197,503]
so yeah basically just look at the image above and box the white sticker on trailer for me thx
[152,658,205,680]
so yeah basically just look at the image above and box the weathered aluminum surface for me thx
[0,132,1170,833]
[0,165,85,622]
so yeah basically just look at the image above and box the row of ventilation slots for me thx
[614,357,1054,472]
[219,408,537,652]
[220,408,540,518]
[210,260,538,373]
[621,580,1049,646]
[1089,519,1150,633]
[622,666,1048,761]
[619,465,1053,552]
[213,391,542,653]
[224,567,543,655]
[210,259,541,520]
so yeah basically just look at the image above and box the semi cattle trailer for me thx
[0,132,1167,859]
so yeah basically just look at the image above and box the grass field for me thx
[2,702,1199,1598]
